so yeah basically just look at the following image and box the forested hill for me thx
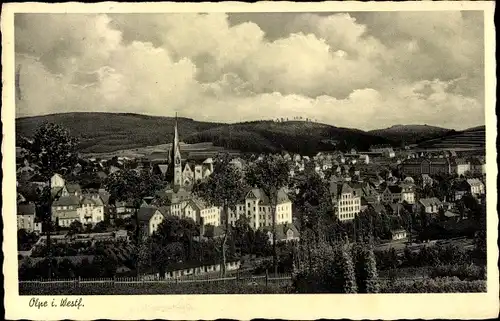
[183,121,389,155]
[369,124,454,145]
[16,113,390,155]
[16,113,221,153]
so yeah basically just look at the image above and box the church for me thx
[163,115,213,190]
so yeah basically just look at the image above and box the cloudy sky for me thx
[15,11,484,130]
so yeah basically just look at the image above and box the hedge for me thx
[381,277,486,293]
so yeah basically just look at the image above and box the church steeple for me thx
[168,112,183,189]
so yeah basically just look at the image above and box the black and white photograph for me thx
[2,1,498,320]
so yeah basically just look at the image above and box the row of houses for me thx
[138,187,294,236]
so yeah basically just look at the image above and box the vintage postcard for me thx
[2,1,498,320]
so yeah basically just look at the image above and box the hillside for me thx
[369,124,454,145]
[416,125,485,151]
[16,113,390,156]
[183,121,390,155]
[16,113,221,153]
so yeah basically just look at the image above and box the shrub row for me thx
[381,277,486,293]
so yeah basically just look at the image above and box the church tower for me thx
[168,113,183,189]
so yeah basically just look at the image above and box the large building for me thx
[399,158,454,176]
[330,182,361,221]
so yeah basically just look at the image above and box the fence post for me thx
[265,269,268,289]
[78,276,81,287]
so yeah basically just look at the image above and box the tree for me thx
[103,168,163,276]
[67,221,83,236]
[293,171,333,265]
[246,154,291,276]
[19,123,79,278]
[353,244,380,293]
[192,153,248,276]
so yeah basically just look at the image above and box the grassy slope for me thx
[16,113,390,155]
[416,125,486,149]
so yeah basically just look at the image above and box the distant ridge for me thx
[369,124,454,145]
[16,112,390,155]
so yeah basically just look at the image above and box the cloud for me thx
[14,12,484,130]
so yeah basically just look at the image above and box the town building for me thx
[455,158,471,176]
[418,197,443,215]
[330,182,361,221]
[382,185,402,203]
[138,206,165,237]
[17,203,41,233]
[400,158,454,176]
[391,229,407,241]
[466,178,485,197]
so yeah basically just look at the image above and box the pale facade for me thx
[149,210,165,235]
[51,173,65,188]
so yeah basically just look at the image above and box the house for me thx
[455,158,471,176]
[138,206,165,237]
[265,223,300,244]
[454,180,471,201]
[418,197,443,215]
[421,174,434,187]
[192,199,222,227]
[469,158,485,175]
[52,195,82,227]
[17,203,41,233]
[466,178,485,197]
[241,188,293,230]
[50,173,66,188]
[400,184,416,204]
[330,182,361,221]
[79,195,105,225]
[391,229,407,241]
[359,154,370,164]
[382,185,402,203]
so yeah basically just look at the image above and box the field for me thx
[83,142,241,161]
[416,126,485,151]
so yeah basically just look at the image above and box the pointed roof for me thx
[17,203,36,216]
[138,206,162,222]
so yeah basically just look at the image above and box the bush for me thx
[431,264,486,281]
[381,277,486,293]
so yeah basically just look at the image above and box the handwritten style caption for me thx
[29,297,84,309]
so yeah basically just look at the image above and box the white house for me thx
[51,173,66,188]
[466,178,485,197]
[79,195,105,225]
[138,206,165,236]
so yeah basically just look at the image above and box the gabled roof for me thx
[53,195,81,207]
[157,164,169,175]
[138,206,162,222]
[419,197,442,208]
[246,188,270,205]
[53,209,79,220]
[275,223,300,240]
[466,178,484,186]
[98,189,110,205]
[17,203,36,216]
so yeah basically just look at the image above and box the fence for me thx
[19,272,294,295]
